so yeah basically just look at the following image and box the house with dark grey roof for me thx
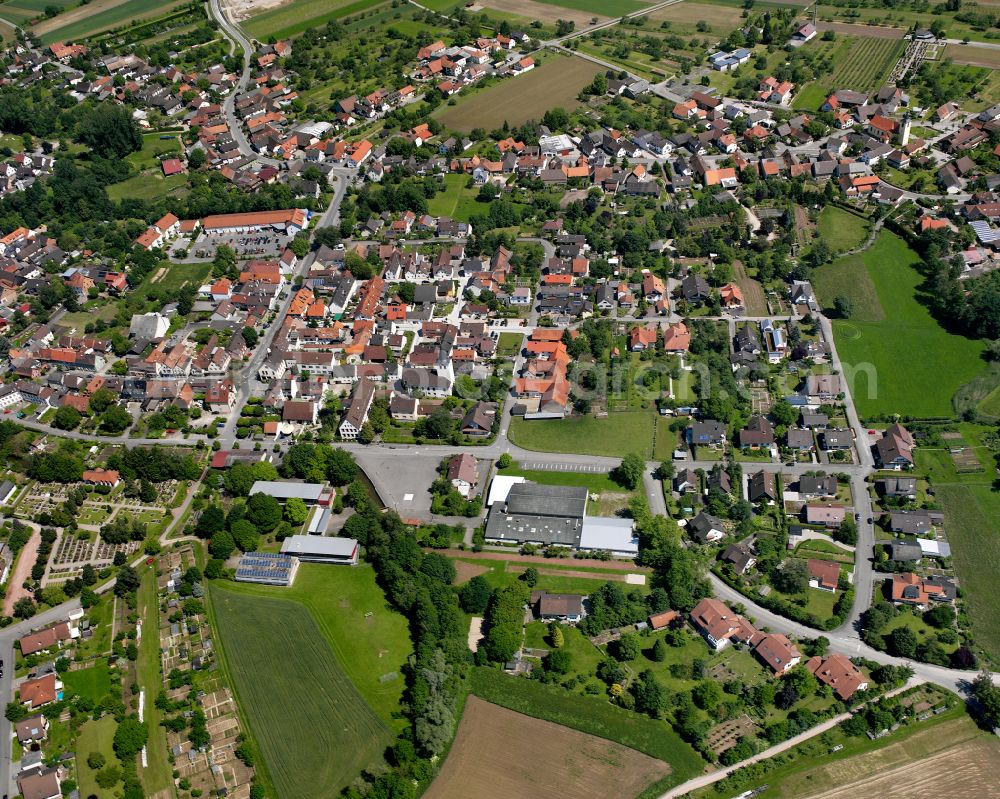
[721,542,756,574]
[889,510,932,535]
[877,477,917,499]
[680,274,711,304]
[707,465,732,495]
[797,474,837,498]
[688,420,727,448]
[484,482,588,547]
[820,428,853,450]
[890,537,923,563]
[532,590,585,622]
[786,427,815,450]
[688,511,727,544]
[748,470,776,503]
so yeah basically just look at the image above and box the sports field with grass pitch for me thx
[814,231,986,418]
[210,585,392,799]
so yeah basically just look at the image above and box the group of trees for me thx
[281,442,358,485]
[27,448,84,483]
[106,447,201,483]
[862,600,970,668]
[196,492,290,564]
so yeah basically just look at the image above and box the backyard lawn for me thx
[815,232,986,418]
[496,332,524,357]
[61,662,112,703]
[427,173,484,223]
[76,716,119,799]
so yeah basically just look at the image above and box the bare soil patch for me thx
[3,528,39,616]
[479,0,604,27]
[453,560,488,584]
[425,696,670,799]
[507,564,629,582]
[648,2,743,30]
[815,21,904,38]
[946,43,1000,68]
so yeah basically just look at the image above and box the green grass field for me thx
[790,81,829,111]
[454,557,644,595]
[469,666,705,785]
[496,332,523,357]
[816,232,986,418]
[245,0,385,40]
[127,132,181,169]
[816,205,872,253]
[509,411,659,458]
[211,584,391,799]
[61,662,111,703]
[427,173,484,223]
[211,564,411,726]
[76,716,119,799]
[935,483,1000,663]
[107,171,189,202]
[137,567,172,795]
[500,466,623,493]
[136,262,211,296]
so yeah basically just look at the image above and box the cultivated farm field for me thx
[435,55,601,132]
[210,587,391,799]
[34,0,186,42]
[244,0,383,40]
[795,722,1000,799]
[424,696,672,799]
[823,36,904,93]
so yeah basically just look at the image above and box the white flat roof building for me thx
[280,535,359,565]
[249,481,324,503]
[579,517,639,557]
[487,475,525,506]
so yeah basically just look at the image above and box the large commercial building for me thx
[280,535,360,565]
[484,481,638,555]
[201,208,309,235]
[235,552,300,586]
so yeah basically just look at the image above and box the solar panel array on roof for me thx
[235,552,299,585]
[971,220,1000,243]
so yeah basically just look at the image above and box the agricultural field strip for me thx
[210,587,389,799]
